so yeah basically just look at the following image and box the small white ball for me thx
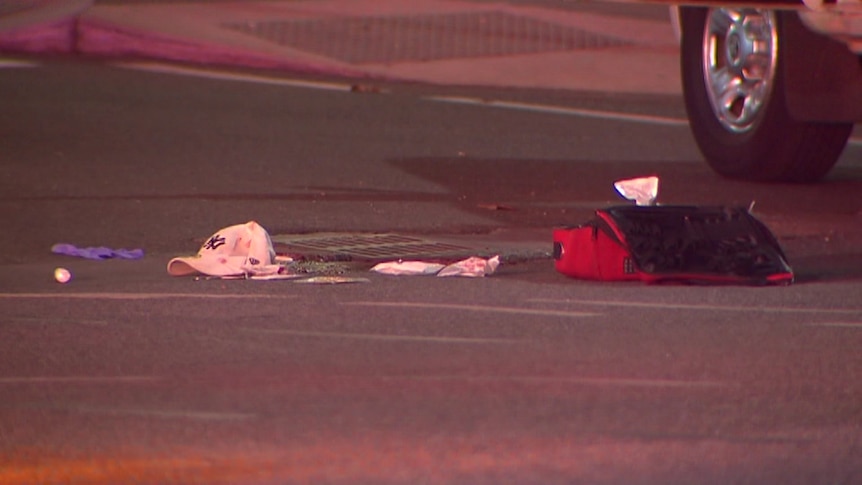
[54,267,71,283]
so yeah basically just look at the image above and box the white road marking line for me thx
[0,376,159,384]
[112,61,713,128]
[806,322,862,328]
[6,316,109,326]
[849,137,861,146]
[425,95,690,126]
[243,327,520,344]
[530,298,862,315]
[198,334,300,356]
[113,61,353,92]
[377,375,728,388]
[343,301,600,318]
[69,405,255,421]
[0,292,295,300]
[0,59,38,68]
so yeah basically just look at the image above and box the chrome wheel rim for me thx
[702,8,778,133]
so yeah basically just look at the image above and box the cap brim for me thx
[167,256,249,277]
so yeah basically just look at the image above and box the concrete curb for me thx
[0,18,75,53]
[0,0,91,53]
[0,8,356,76]
[77,19,283,69]
[74,17,380,79]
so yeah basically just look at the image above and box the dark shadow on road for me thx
[390,157,861,212]
[790,253,862,283]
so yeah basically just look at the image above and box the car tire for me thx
[680,7,853,182]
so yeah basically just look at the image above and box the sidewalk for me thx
[0,0,681,94]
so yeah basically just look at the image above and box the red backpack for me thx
[553,205,794,285]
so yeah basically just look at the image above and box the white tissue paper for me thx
[614,176,659,206]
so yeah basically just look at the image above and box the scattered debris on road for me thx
[371,255,499,277]
[437,255,500,277]
[52,243,144,260]
[167,221,282,278]
[53,267,71,283]
[370,261,445,276]
[553,176,794,285]
[613,175,659,206]
[293,276,370,284]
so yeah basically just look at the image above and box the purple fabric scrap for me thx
[51,243,144,260]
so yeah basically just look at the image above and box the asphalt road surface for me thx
[1,57,862,484]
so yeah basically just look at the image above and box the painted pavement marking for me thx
[530,298,862,315]
[114,61,353,91]
[0,376,159,384]
[805,322,862,329]
[0,58,38,68]
[67,405,255,421]
[243,327,520,344]
[425,95,690,126]
[343,300,600,318]
[385,374,730,388]
[112,61,696,127]
[6,316,110,326]
[0,292,296,300]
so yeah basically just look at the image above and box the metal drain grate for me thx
[223,11,630,64]
[272,233,472,260]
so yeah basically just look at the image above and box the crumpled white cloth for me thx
[437,255,500,277]
[370,261,446,276]
[370,256,500,277]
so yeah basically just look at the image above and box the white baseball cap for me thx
[167,221,281,277]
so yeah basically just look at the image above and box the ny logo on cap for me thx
[203,235,227,251]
